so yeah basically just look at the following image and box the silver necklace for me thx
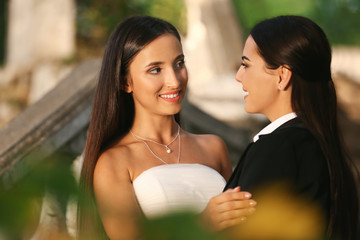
[130,127,181,165]
[129,124,180,154]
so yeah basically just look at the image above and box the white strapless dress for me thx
[133,163,226,218]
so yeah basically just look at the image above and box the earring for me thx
[278,85,281,89]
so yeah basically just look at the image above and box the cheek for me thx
[247,68,272,89]
[183,72,188,85]
[246,73,274,100]
[241,70,257,89]
[254,80,277,106]
[179,69,188,86]
[133,76,161,95]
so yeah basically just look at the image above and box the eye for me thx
[149,67,161,74]
[240,62,248,68]
[175,60,185,69]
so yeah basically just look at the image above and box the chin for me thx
[163,106,182,116]
[171,108,182,115]
[244,106,259,115]
[244,105,253,113]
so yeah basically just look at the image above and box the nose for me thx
[235,66,243,83]
[166,69,181,88]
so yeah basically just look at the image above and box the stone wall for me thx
[3,0,75,84]
[0,0,76,128]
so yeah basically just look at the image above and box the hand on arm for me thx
[200,187,256,231]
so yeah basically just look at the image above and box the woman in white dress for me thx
[78,16,256,240]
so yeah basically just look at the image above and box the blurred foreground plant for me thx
[142,211,224,240]
[0,154,327,239]
[0,153,78,239]
[226,183,326,240]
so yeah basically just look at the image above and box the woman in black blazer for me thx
[222,16,359,239]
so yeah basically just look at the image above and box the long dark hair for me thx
[77,15,181,239]
[250,15,359,239]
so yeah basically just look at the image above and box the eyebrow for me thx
[145,61,163,68]
[144,54,185,68]
[242,56,250,61]
[175,54,185,62]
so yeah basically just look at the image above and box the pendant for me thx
[166,146,172,154]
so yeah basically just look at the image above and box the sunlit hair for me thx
[77,15,181,239]
[250,15,359,239]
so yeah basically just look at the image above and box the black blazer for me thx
[225,118,330,214]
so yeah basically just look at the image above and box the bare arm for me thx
[93,150,142,240]
[215,136,233,181]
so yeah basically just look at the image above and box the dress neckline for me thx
[132,163,224,184]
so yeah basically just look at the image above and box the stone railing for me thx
[0,59,101,188]
[0,59,101,239]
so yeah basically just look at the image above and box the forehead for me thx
[131,34,183,66]
[243,35,261,61]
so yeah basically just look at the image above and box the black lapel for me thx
[224,142,254,190]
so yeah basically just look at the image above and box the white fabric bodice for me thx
[133,163,226,218]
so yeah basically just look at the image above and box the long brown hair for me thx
[250,15,359,239]
[77,15,182,239]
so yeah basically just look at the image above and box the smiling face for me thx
[127,34,188,117]
[235,35,284,121]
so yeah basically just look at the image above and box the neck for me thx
[266,108,294,122]
[131,115,179,143]
[265,89,293,122]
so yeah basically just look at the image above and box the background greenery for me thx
[2,0,359,66]
[76,0,360,60]
[76,0,186,59]
[232,0,360,45]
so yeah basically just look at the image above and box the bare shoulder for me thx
[186,132,232,180]
[94,144,132,187]
[190,133,228,153]
[184,132,229,163]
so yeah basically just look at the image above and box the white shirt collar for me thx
[253,112,297,142]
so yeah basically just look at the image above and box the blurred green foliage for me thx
[232,0,360,46]
[141,0,187,35]
[76,0,186,48]
[142,212,224,240]
[314,0,360,45]
[0,153,77,239]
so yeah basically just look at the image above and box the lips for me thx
[243,89,248,100]
[159,92,180,99]
[159,90,181,102]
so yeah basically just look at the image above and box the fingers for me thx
[212,190,253,204]
[216,207,256,222]
[211,206,257,231]
[211,206,256,230]
[216,216,247,230]
[215,199,257,213]
[226,186,241,192]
